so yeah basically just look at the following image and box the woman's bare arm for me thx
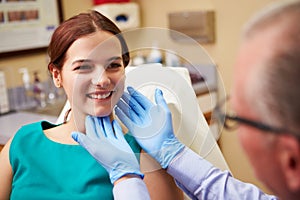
[0,139,13,199]
[141,151,183,200]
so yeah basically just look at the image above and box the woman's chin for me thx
[90,109,113,117]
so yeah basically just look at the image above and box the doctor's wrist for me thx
[156,140,185,169]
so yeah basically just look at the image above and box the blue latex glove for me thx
[72,115,144,184]
[115,86,185,169]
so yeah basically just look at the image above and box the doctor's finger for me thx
[72,131,94,152]
[121,92,147,117]
[117,97,141,123]
[102,116,115,138]
[85,116,98,138]
[91,116,106,138]
[115,106,135,131]
[155,88,170,112]
[127,86,153,110]
[112,120,125,140]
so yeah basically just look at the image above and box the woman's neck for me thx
[67,113,86,133]
[68,112,128,134]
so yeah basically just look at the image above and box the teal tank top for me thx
[9,121,141,200]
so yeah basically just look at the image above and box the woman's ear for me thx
[49,63,62,88]
[278,135,300,191]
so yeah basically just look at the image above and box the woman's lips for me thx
[86,91,114,100]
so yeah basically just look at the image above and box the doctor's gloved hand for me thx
[115,86,185,169]
[71,116,144,184]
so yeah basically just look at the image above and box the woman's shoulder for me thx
[0,137,13,199]
[14,121,56,137]
[9,121,56,153]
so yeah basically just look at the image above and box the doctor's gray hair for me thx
[243,0,300,137]
[242,0,300,39]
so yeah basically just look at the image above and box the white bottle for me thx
[147,42,162,64]
[165,51,180,67]
[18,68,34,110]
[18,68,30,90]
[0,71,10,114]
[132,52,145,66]
[33,71,46,108]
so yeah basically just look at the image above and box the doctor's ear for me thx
[49,63,62,88]
[278,135,300,191]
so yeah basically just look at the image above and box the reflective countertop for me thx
[0,98,66,145]
[0,111,57,145]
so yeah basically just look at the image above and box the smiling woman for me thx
[50,31,126,123]
[0,10,183,200]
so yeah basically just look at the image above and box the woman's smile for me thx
[86,90,115,100]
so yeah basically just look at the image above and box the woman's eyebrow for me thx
[71,57,122,65]
[71,59,93,65]
[107,56,122,62]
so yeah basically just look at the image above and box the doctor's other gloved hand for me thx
[115,86,185,169]
[71,115,144,184]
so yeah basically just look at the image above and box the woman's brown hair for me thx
[47,10,130,72]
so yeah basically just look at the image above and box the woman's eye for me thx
[74,65,93,71]
[107,62,122,69]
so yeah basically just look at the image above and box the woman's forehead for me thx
[66,32,122,63]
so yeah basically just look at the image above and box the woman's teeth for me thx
[88,92,112,99]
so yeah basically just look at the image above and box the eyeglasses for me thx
[212,96,297,137]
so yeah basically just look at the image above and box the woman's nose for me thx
[91,69,111,88]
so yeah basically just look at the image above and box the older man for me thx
[230,0,300,198]
[73,1,300,199]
